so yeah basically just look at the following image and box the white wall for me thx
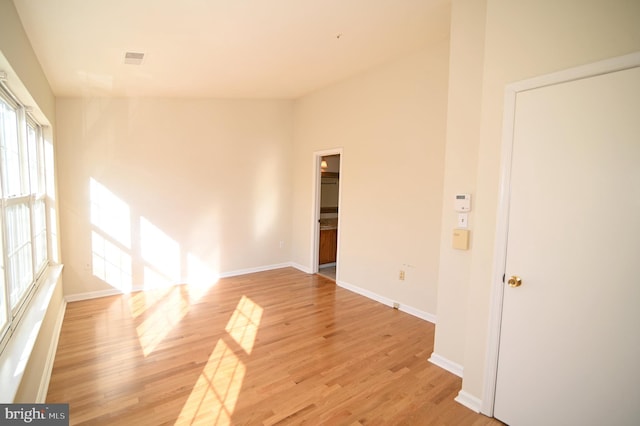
[291,41,450,316]
[56,98,294,296]
[0,0,54,122]
[435,0,640,402]
[432,0,487,368]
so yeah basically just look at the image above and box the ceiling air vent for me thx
[124,52,145,65]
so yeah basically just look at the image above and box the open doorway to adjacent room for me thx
[314,151,341,281]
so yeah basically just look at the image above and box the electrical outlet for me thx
[393,302,400,309]
[399,270,405,280]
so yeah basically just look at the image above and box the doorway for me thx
[313,150,341,280]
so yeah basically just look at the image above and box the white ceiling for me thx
[13,0,450,99]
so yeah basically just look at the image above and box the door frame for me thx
[481,51,640,416]
[311,148,343,275]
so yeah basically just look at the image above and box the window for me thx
[0,85,50,351]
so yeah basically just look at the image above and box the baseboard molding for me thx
[455,390,482,413]
[64,265,437,328]
[290,262,313,274]
[36,299,67,403]
[65,288,122,302]
[428,352,464,377]
[401,304,436,324]
[337,279,436,324]
[218,262,294,279]
[65,262,297,302]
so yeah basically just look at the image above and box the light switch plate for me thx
[457,213,468,228]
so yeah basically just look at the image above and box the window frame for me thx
[0,83,51,354]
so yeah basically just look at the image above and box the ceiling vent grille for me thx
[124,52,145,65]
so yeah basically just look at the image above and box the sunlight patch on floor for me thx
[128,285,173,319]
[135,286,190,357]
[177,295,263,424]
[177,339,246,425]
[225,295,263,355]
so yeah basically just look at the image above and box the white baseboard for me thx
[337,279,436,324]
[290,262,313,274]
[218,262,294,279]
[65,288,122,302]
[401,304,436,324]
[428,352,464,377]
[36,299,67,403]
[66,262,297,302]
[455,390,482,413]
[430,354,482,413]
[64,264,437,326]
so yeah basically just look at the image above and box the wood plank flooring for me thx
[46,267,503,425]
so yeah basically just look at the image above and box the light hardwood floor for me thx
[47,268,503,425]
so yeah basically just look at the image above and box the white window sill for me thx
[0,264,63,403]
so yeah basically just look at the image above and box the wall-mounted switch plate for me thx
[457,213,468,229]
[452,229,470,250]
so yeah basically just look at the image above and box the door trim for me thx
[311,148,343,275]
[481,51,640,416]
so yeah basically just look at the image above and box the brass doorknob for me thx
[507,276,522,287]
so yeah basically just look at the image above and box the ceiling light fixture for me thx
[124,52,145,65]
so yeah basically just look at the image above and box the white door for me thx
[494,66,640,425]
